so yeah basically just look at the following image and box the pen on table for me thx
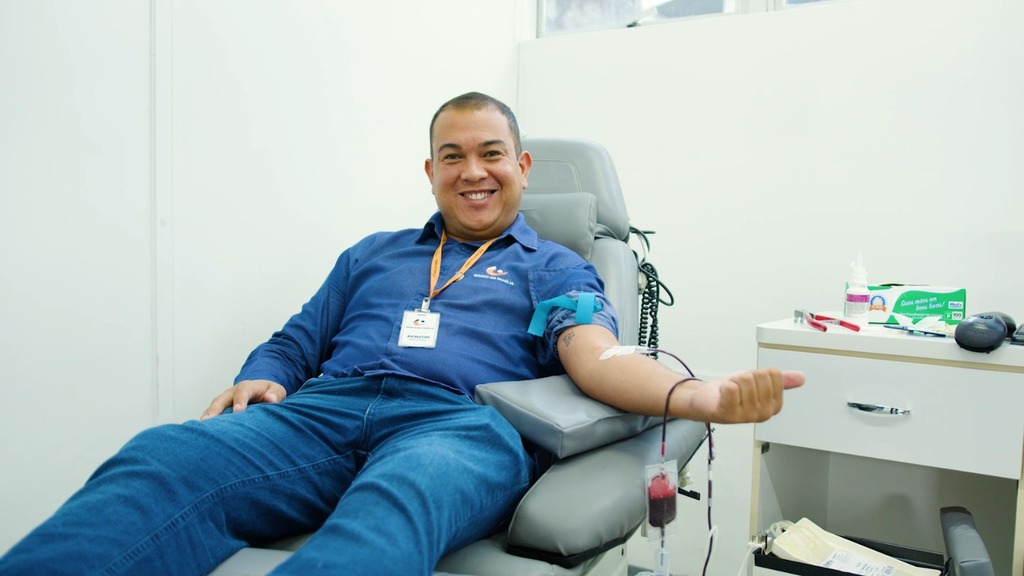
[882,325,948,338]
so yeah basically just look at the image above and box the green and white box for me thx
[867,285,967,325]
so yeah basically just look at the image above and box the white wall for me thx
[0,0,528,554]
[517,0,1022,573]
[0,0,155,553]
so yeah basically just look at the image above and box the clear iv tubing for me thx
[602,346,716,576]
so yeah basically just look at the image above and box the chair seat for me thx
[210,534,622,576]
[209,548,290,576]
[435,533,610,576]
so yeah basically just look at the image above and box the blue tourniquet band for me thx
[528,293,603,336]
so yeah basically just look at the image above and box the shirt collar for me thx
[420,211,539,251]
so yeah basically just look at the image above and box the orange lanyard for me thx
[426,230,496,304]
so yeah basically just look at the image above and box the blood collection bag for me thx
[644,460,678,537]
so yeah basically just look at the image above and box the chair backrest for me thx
[519,137,639,346]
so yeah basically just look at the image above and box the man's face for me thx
[424,107,532,242]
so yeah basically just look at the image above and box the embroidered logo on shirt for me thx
[473,265,515,287]
[485,266,508,277]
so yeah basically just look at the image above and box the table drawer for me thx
[756,347,1024,479]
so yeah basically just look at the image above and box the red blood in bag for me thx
[647,472,676,527]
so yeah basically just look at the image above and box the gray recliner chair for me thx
[210,138,708,576]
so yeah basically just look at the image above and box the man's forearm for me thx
[557,325,699,417]
[558,324,800,424]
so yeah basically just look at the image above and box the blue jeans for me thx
[0,376,531,576]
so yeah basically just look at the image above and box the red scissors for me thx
[794,309,861,332]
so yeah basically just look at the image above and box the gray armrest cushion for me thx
[507,419,707,557]
[475,375,658,459]
[940,506,994,576]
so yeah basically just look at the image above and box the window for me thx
[540,0,741,35]
[540,0,735,36]
[538,0,847,36]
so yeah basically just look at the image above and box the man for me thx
[0,92,804,576]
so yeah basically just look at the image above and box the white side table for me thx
[752,319,1023,575]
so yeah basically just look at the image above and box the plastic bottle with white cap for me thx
[844,254,870,325]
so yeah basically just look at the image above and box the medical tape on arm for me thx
[527,292,602,337]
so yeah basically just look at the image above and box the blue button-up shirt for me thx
[236,212,618,397]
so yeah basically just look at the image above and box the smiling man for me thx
[425,95,531,242]
[0,92,802,576]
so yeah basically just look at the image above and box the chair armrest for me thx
[940,506,994,576]
[475,375,659,459]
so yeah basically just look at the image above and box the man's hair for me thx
[429,92,522,158]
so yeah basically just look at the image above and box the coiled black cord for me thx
[631,227,675,357]
[639,261,663,351]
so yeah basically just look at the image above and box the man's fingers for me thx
[696,368,803,424]
[728,368,785,422]
[782,370,806,390]
[754,369,776,407]
[200,384,257,420]
[254,381,287,405]
[200,388,236,421]
[232,386,254,414]
[199,380,287,421]
[736,372,762,416]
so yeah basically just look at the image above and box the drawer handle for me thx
[847,402,911,416]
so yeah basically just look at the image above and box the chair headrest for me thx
[519,192,597,261]
[522,138,631,241]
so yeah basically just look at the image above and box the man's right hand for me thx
[200,379,287,421]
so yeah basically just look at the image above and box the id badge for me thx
[399,309,440,348]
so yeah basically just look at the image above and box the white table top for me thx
[757,317,1024,370]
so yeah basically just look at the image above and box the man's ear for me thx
[518,150,532,189]
[424,158,434,187]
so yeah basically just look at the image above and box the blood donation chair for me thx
[209,138,709,576]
